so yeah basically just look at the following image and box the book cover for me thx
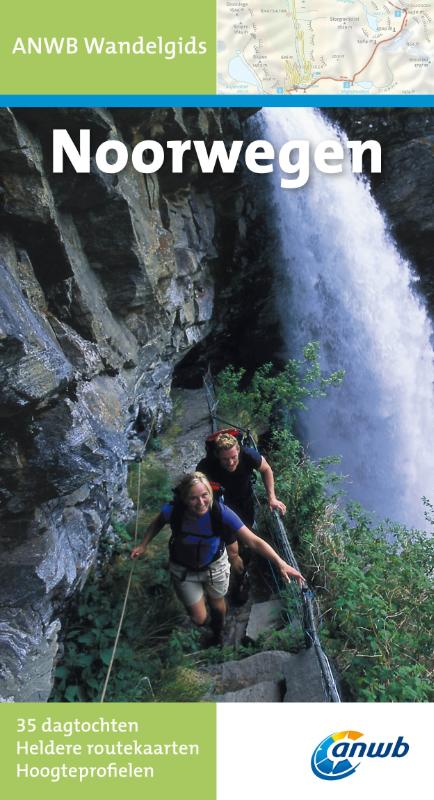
[0,3,432,799]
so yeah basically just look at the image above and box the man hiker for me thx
[196,431,287,528]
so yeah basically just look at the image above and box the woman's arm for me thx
[236,525,305,586]
[131,512,166,558]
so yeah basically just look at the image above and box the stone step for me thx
[282,647,327,702]
[204,650,291,699]
[211,680,283,703]
[245,599,282,642]
[203,647,327,702]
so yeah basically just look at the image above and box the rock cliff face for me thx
[0,107,253,701]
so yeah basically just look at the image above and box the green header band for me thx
[0,1,216,94]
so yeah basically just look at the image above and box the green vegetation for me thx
[253,585,306,653]
[299,505,434,701]
[216,342,344,436]
[52,343,433,703]
[51,457,210,703]
[215,345,434,702]
[128,455,172,528]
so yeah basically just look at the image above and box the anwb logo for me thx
[311,730,409,780]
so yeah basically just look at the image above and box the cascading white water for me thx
[261,108,434,530]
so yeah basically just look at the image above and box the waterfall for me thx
[261,108,434,531]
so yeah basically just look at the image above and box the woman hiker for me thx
[131,472,305,646]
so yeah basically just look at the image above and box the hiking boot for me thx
[199,627,224,649]
[208,629,224,647]
[232,569,250,606]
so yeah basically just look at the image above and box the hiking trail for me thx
[158,387,334,702]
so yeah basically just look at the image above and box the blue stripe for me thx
[1,94,433,107]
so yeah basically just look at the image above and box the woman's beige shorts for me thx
[169,551,231,608]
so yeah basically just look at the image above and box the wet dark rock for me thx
[0,260,72,416]
[0,107,249,701]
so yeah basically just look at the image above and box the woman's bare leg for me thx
[186,596,208,626]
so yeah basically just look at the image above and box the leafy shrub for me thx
[51,458,199,702]
[299,505,434,701]
[262,428,341,544]
[128,456,173,530]
[216,342,344,435]
[51,528,189,702]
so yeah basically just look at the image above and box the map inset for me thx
[217,1,433,94]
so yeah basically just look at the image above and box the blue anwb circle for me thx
[311,734,359,781]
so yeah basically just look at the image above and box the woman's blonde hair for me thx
[176,472,214,506]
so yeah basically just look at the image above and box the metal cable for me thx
[267,511,341,703]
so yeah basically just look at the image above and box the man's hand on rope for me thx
[269,497,287,515]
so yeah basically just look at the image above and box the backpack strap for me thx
[168,499,187,565]
[169,499,184,539]
[239,448,259,488]
[168,498,229,570]
[209,498,224,536]
[209,480,225,501]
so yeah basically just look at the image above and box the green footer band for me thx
[1,703,216,800]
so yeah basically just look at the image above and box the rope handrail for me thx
[99,462,141,703]
[203,367,341,703]
[99,416,155,702]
